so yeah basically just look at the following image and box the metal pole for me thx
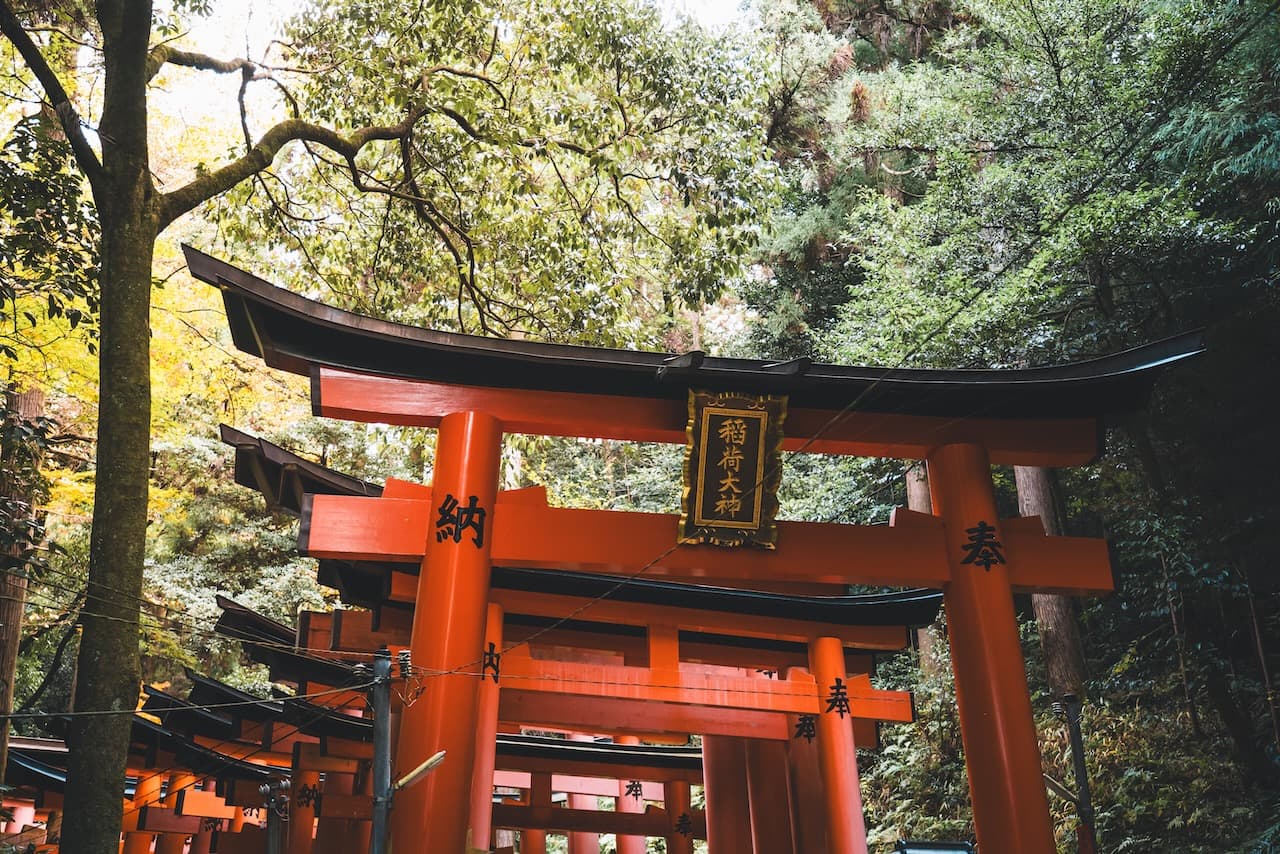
[1061,694,1098,854]
[371,648,393,854]
[261,779,287,854]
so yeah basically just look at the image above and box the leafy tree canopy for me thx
[209,0,779,345]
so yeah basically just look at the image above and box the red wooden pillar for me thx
[614,736,647,854]
[315,772,363,854]
[808,635,868,854]
[663,780,694,854]
[121,832,153,854]
[156,832,186,854]
[123,771,161,854]
[784,667,828,854]
[568,734,599,854]
[521,828,547,854]
[927,443,1055,853]
[746,737,796,854]
[701,735,752,853]
[164,772,197,807]
[391,411,503,853]
[470,602,505,850]
[188,778,215,854]
[288,769,321,854]
[522,773,551,854]
[190,823,213,854]
[786,715,829,853]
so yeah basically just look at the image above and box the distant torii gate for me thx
[188,246,1203,854]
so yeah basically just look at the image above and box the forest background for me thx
[1,0,1278,851]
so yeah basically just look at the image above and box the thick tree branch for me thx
[151,46,253,75]
[0,0,104,190]
[157,113,422,230]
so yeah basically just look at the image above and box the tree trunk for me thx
[906,464,940,675]
[60,2,157,852]
[1014,466,1087,698]
[0,386,46,780]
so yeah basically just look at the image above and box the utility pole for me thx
[368,647,445,853]
[371,648,393,854]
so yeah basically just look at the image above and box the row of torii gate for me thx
[24,246,1192,854]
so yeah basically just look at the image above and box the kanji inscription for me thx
[960,520,1006,571]
[679,389,786,548]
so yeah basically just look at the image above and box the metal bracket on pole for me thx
[370,648,393,854]
[259,777,290,854]
[369,647,446,854]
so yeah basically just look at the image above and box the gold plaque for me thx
[679,389,786,548]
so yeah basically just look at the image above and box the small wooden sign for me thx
[679,389,786,548]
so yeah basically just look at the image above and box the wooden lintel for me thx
[492,770,665,800]
[294,742,361,774]
[494,589,910,649]
[490,803,705,837]
[136,806,206,834]
[315,367,1100,466]
[174,788,237,820]
[303,496,952,587]
[305,496,1111,594]
[319,736,374,760]
[500,690,881,745]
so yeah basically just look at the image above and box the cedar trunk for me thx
[59,1,157,851]
[1014,465,1087,698]
[905,464,939,674]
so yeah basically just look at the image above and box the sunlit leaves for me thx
[208,0,778,345]
[0,115,100,362]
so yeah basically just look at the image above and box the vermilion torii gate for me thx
[187,246,1202,854]
[220,428,932,852]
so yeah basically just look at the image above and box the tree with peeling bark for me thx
[0,2,775,850]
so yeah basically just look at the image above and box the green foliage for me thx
[0,394,59,579]
[515,435,683,513]
[209,0,779,345]
[0,115,99,360]
[861,633,973,847]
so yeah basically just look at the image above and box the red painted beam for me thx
[304,496,1112,594]
[302,496,952,587]
[314,368,1100,466]
[493,589,909,649]
[490,803,705,838]
[492,771,664,800]
[499,686,890,742]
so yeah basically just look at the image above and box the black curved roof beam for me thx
[174,671,706,770]
[220,424,381,516]
[493,566,941,627]
[317,561,942,628]
[186,246,1203,426]
[129,716,275,782]
[497,734,701,771]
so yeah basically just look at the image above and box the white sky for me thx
[194,0,748,58]
[149,0,751,191]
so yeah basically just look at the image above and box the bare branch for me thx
[421,64,507,109]
[157,112,423,230]
[0,0,104,190]
[146,45,255,81]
